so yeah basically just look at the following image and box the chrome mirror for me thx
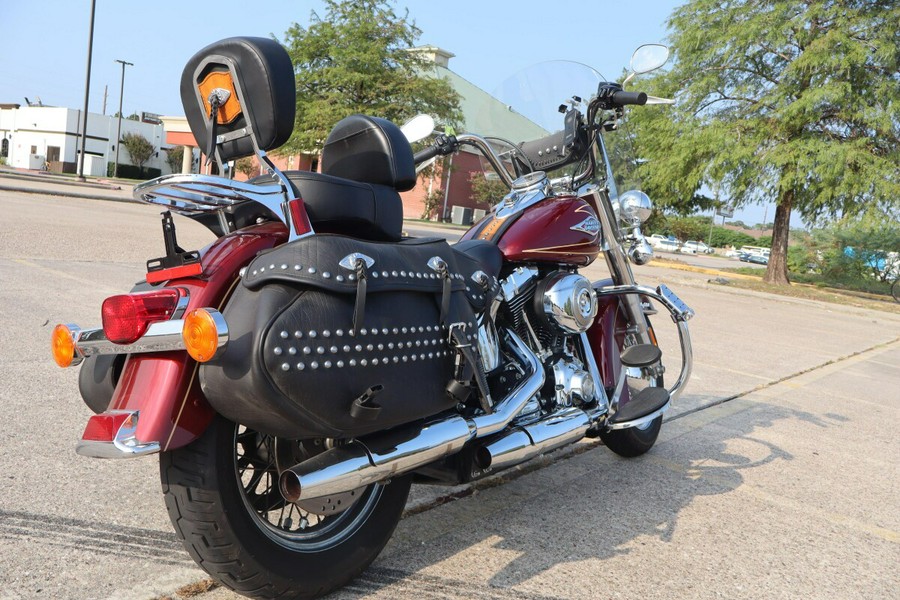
[400,114,436,144]
[630,44,669,74]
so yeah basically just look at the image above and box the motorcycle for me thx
[50,37,693,599]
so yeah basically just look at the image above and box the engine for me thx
[482,266,599,417]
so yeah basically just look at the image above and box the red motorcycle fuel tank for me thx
[461,196,602,267]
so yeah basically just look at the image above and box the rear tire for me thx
[160,415,411,600]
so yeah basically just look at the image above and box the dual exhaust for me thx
[281,330,576,503]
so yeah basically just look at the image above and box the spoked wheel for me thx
[600,310,665,458]
[160,415,411,600]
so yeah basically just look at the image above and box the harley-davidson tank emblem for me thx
[570,216,600,236]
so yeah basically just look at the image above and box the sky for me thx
[0,0,774,225]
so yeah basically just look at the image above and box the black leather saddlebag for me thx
[199,234,491,439]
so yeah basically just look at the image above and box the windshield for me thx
[462,60,641,201]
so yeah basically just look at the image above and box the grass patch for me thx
[713,276,900,314]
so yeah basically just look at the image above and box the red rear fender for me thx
[81,223,286,455]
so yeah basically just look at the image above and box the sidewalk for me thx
[0,166,134,202]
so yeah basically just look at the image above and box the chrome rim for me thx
[233,425,382,552]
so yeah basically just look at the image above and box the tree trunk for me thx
[763,188,793,285]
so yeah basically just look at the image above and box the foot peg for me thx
[608,387,670,426]
[620,343,662,368]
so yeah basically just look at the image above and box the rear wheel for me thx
[160,415,411,600]
[600,310,665,458]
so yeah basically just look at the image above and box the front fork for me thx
[581,183,695,415]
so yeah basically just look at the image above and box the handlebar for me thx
[412,132,516,188]
[611,90,648,106]
[412,145,443,164]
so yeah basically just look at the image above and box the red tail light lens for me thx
[102,289,180,344]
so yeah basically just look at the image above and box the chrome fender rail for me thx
[593,283,694,403]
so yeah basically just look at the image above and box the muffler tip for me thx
[279,471,302,503]
[475,446,493,471]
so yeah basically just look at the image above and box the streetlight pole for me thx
[76,0,97,181]
[113,59,133,178]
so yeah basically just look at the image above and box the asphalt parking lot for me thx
[0,187,897,600]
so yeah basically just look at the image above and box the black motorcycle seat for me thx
[276,170,403,242]
[454,239,503,280]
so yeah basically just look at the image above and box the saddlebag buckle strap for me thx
[447,322,493,412]
[340,253,374,331]
[428,256,452,325]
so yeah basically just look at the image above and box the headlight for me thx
[619,190,653,225]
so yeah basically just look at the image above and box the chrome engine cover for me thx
[551,357,596,407]
[535,272,598,334]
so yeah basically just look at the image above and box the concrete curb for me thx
[0,183,134,204]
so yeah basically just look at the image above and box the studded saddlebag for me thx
[199,234,491,439]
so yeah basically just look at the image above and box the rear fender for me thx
[80,222,286,455]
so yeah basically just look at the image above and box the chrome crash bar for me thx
[594,284,694,402]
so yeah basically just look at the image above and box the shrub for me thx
[107,162,161,180]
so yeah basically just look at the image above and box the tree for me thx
[468,172,507,209]
[631,0,900,284]
[281,0,462,154]
[234,156,258,179]
[165,146,184,173]
[121,132,154,177]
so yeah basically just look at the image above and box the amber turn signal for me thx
[51,324,78,368]
[182,308,223,363]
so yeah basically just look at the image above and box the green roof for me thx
[430,65,550,142]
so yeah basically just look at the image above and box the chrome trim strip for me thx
[74,410,161,459]
[604,400,671,431]
[70,308,229,357]
[75,320,186,356]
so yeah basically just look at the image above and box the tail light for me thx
[102,289,181,344]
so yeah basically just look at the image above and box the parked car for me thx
[747,253,769,265]
[647,233,696,254]
[648,234,689,254]
[683,240,713,254]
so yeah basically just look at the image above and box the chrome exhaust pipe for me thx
[280,330,545,502]
[475,407,591,472]
[280,416,475,502]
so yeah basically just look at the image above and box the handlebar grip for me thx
[413,145,442,165]
[611,91,648,106]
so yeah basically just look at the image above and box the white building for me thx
[0,105,173,176]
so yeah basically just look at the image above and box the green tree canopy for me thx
[631,0,899,284]
[281,0,462,154]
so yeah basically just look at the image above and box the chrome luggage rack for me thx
[132,151,311,241]
[132,172,287,216]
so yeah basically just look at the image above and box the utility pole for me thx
[76,0,96,181]
[113,59,133,179]
[102,85,108,115]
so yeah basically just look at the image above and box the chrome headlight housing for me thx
[618,190,653,226]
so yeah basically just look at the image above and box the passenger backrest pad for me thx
[181,37,295,162]
[321,115,416,192]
